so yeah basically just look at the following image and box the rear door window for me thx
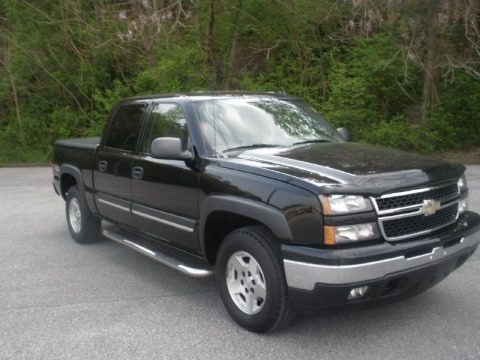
[104,103,146,152]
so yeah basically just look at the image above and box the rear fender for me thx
[59,164,95,215]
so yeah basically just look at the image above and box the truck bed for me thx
[55,137,100,151]
[52,137,100,192]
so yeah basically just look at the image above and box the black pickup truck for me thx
[53,92,480,332]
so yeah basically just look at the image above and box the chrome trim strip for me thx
[132,209,194,233]
[370,182,459,216]
[284,234,479,290]
[379,200,458,222]
[372,202,426,216]
[97,198,130,212]
[371,193,460,216]
[377,182,457,199]
[103,229,213,277]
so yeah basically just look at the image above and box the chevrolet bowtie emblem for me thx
[421,199,441,216]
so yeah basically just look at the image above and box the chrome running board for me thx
[102,223,213,278]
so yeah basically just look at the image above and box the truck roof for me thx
[120,91,300,103]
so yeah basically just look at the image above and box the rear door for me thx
[130,102,200,251]
[93,101,147,226]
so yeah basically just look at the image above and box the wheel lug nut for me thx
[247,271,251,277]
[245,288,249,293]
[250,288,254,293]
[240,280,244,285]
[251,280,256,285]
[242,271,246,277]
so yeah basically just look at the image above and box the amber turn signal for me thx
[324,226,336,245]
[319,195,332,215]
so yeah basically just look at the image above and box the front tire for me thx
[65,186,100,244]
[216,226,294,333]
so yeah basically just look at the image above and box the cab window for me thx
[142,103,189,154]
[104,103,146,151]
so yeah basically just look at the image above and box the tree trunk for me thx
[1,48,23,141]
[9,71,22,140]
[203,0,215,70]
[224,0,243,90]
[420,0,440,126]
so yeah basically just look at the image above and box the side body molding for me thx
[199,195,293,256]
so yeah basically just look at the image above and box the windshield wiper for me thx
[292,139,332,146]
[223,144,283,153]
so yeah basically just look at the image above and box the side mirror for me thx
[151,137,193,161]
[337,127,353,142]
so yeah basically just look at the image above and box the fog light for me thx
[348,286,369,300]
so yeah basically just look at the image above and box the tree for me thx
[0,0,479,163]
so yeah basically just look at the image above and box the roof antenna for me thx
[278,87,286,96]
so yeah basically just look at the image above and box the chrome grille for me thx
[372,183,460,241]
[375,183,459,212]
[381,204,458,239]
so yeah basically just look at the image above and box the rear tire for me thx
[65,186,100,244]
[215,226,295,333]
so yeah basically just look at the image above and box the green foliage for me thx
[134,45,207,94]
[87,80,132,137]
[0,0,479,164]
[430,74,480,149]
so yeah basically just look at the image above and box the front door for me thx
[130,102,199,251]
[93,101,147,226]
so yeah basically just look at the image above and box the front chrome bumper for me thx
[284,233,480,291]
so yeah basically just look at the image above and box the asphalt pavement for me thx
[1,166,479,360]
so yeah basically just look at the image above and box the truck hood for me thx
[217,143,464,195]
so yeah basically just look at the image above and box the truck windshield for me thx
[193,97,342,154]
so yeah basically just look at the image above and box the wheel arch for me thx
[199,196,293,264]
[59,164,85,199]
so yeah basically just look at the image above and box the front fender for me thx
[199,195,293,256]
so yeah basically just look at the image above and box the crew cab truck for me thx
[52,92,480,332]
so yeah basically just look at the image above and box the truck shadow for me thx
[92,234,475,345]
[277,287,462,339]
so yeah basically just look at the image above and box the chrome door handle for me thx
[132,166,144,180]
[98,160,108,172]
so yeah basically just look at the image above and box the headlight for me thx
[458,198,468,214]
[458,175,468,214]
[324,223,380,245]
[320,194,373,215]
[458,175,468,192]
